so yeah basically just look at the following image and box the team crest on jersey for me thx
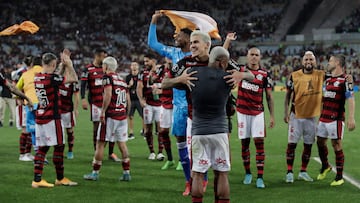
[172,64,186,77]
[95,78,103,86]
[256,74,263,81]
[172,64,179,73]
[334,81,340,87]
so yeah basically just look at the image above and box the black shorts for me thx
[128,100,143,118]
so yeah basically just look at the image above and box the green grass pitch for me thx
[0,91,359,203]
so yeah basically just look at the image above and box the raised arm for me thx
[61,49,78,84]
[148,11,168,55]
[73,86,80,117]
[223,32,237,50]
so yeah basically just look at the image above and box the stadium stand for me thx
[0,0,359,84]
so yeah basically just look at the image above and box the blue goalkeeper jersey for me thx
[148,23,190,107]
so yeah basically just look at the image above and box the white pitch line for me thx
[313,157,360,189]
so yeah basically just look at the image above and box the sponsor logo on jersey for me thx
[60,89,68,96]
[35,83,44,88]
[172,64,186,77]
[324,90,336,98]
[256,74,263,81]
[241,80,259,92]
[95,78,103,86]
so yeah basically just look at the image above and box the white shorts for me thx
[288,112,316,144]
[91,104,102,122]
[160,107,172,128]
[97,117,128,142]
[35,119,65,146]
[16,105,26,130]
[237,111,265,139]
[186,117,192,158]
[192,133,231,173]
[143,104,161,124]
[317,120,344,140]
[61,112,76,128]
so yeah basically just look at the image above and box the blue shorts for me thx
[26,104,38,145]
[25,104,37,134]
[171,105,188,136]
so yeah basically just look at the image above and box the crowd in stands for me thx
[0,0,286,69]
[0,0,359,85]
[336,7,360,33]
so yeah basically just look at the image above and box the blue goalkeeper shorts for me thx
[171,105,187,136]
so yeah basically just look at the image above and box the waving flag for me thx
[161,10,221,40]
[0,21,39,36]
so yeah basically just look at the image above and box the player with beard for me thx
[316,55,355,186]
[233,47,275,189]
[284,51,325,183]
[137,53,163,160]
[148,11,192,174]
[148,11,193,178]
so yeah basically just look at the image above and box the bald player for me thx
[284,51,325,183]
[234,47,275,189]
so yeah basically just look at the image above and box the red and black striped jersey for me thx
[59,82,79,113]
[34,73,64,124]
[320,74,353,122]
[159,66,173,109]
[138,69,161,106]
[174,56,209,119]
[80,64,103,107]
[103,72,128,121]
[236,66,273,115]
